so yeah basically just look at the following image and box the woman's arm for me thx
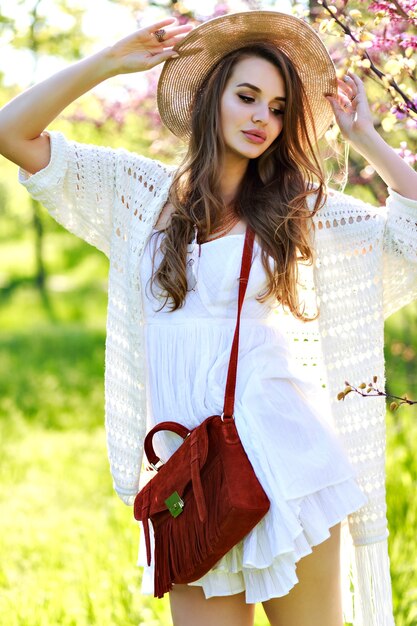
[0,17,192,175]
[325,72,417,200]
[326,73,417,319]
[347,128,417,201]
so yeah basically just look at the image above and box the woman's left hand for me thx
[325,71,375,145]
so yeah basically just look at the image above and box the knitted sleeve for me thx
[382,188,417,319]
[18,130,175,508]
[313,185,417,319]
[18,129,159,258]
[19,131,172,257]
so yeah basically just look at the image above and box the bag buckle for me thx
[165,491,185,518]
[150,459,165,471]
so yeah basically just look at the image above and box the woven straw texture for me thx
[157,11,337,145]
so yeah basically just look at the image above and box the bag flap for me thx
[136,417,212,517]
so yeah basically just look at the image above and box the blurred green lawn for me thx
[1,189,417,624]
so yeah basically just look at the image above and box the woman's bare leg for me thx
[261,523,343,626]
[169,585,255,626]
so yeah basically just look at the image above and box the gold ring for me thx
[153,29,166,43]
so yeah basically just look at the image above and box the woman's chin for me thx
[225,142,267,161]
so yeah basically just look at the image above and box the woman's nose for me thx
[251,103,269,124]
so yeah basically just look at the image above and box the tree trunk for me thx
[32,198,55,319]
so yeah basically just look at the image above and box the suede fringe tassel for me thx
[153,459,224,599]
[353,540,395,625]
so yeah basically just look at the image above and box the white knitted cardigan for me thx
[19,130,417,625]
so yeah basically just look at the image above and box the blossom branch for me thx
[337,376,416,411]
[390,0,412,21]
[318,0,417,115]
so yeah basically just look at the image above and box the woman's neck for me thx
[219,153,249,206]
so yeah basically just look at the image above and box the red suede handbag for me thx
[134,226,270,599]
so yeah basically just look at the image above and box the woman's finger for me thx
[145,17,177,34]
[144,47,181,68]
[326,95,347,116]
[345,73,374,119]
[145,20,193,44]
[338,78,355,101]
[335,86,354,111]
[345,72,366,98]
[156,26,194,47]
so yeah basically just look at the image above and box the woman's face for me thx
[220,55,286,163]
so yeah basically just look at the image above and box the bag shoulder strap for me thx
[222,226,255,419]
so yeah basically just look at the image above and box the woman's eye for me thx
[238,94,254,103]
[238,95,284,116]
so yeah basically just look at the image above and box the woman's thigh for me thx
[262,523,343,626]
[169,585,255,626]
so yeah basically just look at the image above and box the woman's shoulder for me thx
[107,142,177,186]
[116,143,176,173]
[48,129,177,187]
[306,182,385,222]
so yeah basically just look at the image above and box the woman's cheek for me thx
[274,118,284,139]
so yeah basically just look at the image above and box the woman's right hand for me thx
[0,17,194,175]
[106,17,194,76]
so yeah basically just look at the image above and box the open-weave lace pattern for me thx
[19,130,417,625]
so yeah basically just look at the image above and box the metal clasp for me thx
[165,491,184,517]
[220,412,234,422]
[150,459,165,471]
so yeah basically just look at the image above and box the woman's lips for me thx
[242,131,266,144]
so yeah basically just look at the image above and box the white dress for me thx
[137,229,367,604]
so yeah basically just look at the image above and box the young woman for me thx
[0,10,416,626]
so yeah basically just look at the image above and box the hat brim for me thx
[157,11,337,145]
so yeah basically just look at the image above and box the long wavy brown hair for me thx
[150,42,329,321]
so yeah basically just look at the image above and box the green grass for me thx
[0,426,174,626]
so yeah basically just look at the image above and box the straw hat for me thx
[157,11,337,145]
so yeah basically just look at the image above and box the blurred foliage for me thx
[0,0,93,60]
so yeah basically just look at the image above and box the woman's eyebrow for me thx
[236,82,286,101]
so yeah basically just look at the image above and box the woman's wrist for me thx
[81,46,120,81]
[347,126,380,156]
[98,46,127,80]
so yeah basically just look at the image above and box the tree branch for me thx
[338,377,416,411]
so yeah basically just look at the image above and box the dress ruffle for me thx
[138,477,365,603]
